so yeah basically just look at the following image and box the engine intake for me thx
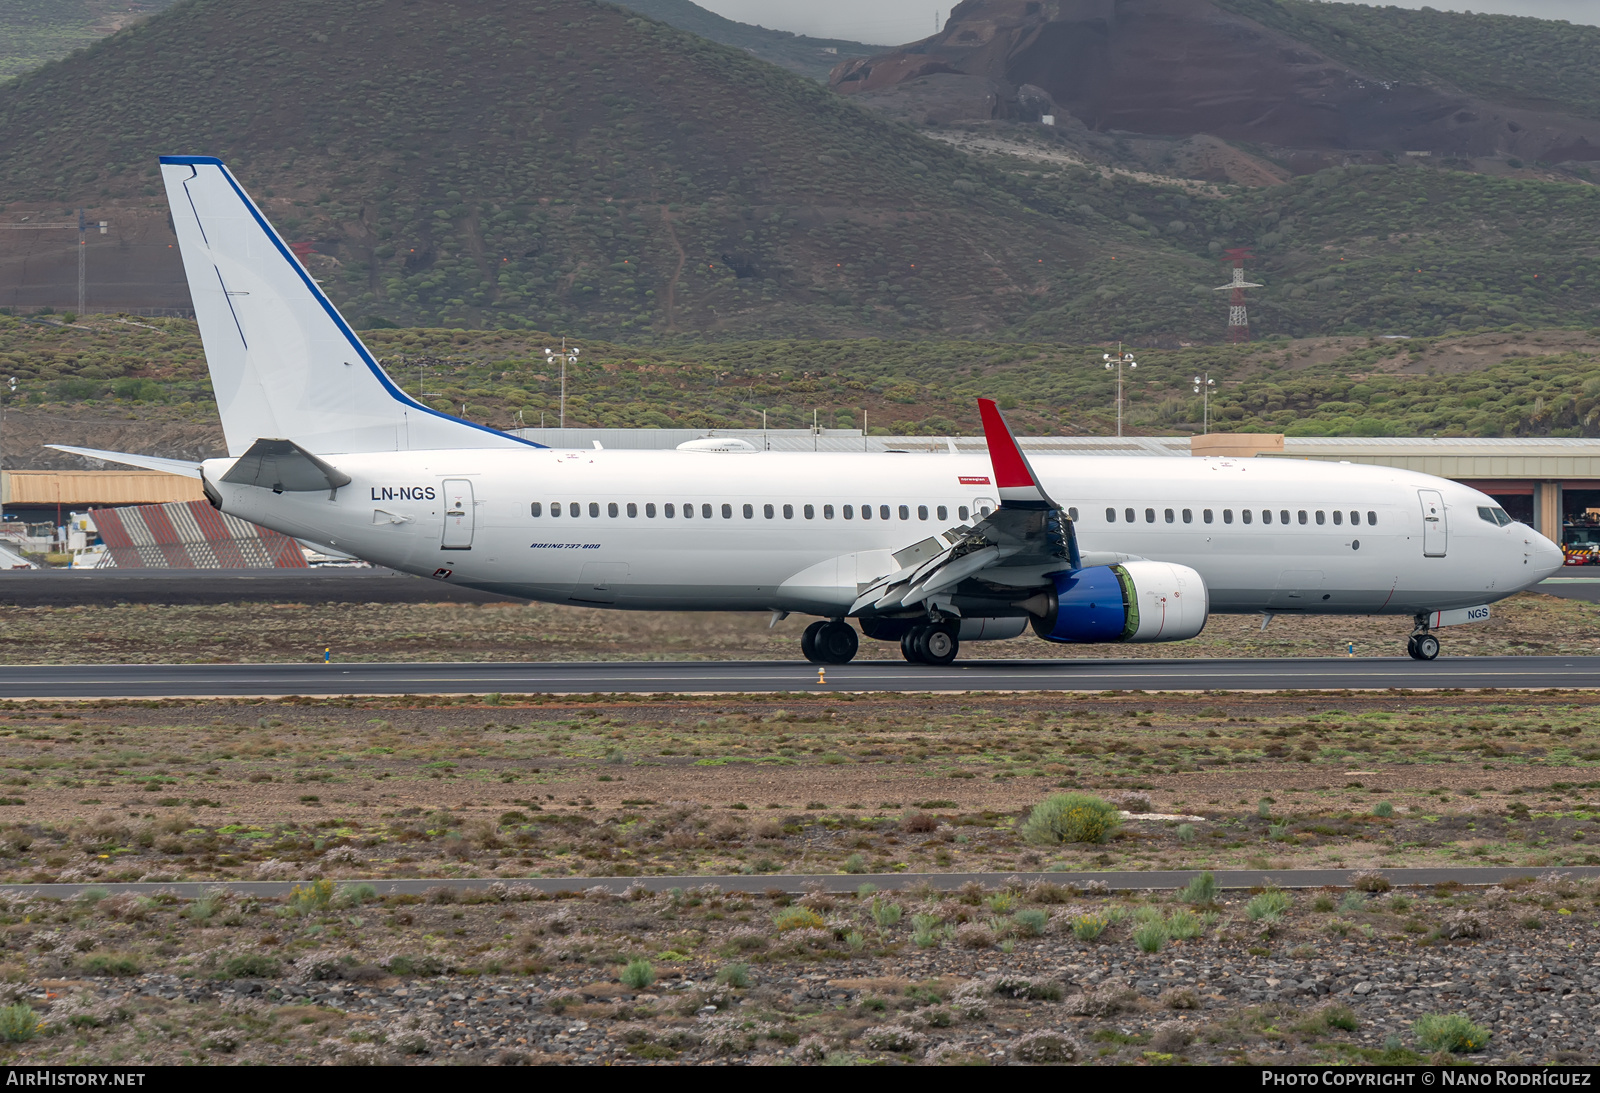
[1027,561,1208,644]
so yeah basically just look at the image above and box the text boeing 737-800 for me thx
[52,158,1566,666]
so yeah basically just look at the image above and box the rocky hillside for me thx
[0,0,1215,339]
[833,0,1600,168]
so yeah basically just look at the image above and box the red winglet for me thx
[978,398,1053,508]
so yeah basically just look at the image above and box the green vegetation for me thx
[1414,1012,1491,1054]
[1020,793,1122,846]
[1214,0,1600,120]
[1180,871,1217,905]
[620,957,656,989]
[1245,889,1292,922]
[0,0,181,84]
[771,905,824,932]
[1133,920,1168,953]
[0,1004,39,1043]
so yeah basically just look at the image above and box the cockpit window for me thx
[1477,506,1514,527]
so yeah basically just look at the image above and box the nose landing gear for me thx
[1406,628,1440,661]
[900,623,960,665]
[801,619,859,664]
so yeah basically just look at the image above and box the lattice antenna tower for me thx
[1214,248,1262,344]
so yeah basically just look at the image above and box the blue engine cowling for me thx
[1029,561,1208,644]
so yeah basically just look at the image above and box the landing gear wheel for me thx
[914,625,960,666]
[814,620,858,664]
[900,631,921,663]
[801,620,827,664]
[1408,634,1440,661]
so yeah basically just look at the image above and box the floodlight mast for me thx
[1102,342,1136,437]
[544,338,580,428]
[1193,373,1215,434]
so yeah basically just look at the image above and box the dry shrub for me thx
[1160,987,1201,1010]
[1064,980,1140,1017]
[1108,791,1154,814]
[1149,1020,1193,1053]
[424,886,457,905]
[900,811,938,834]
[1444,910,1490,939]
[955,923,994,950]
[1349,869,1391,893]
[1012,1029,1081,1063]
[861,1025,925,1052]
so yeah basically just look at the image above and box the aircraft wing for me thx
[851,398,1080,614]
[46,444,203,478]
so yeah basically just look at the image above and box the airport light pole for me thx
[1103,344,1136,437]
[545,340,579,428]
[1193,372,1215,434]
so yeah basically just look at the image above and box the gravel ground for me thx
[3,874,1595,1065]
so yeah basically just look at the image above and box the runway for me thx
[1,654,1596,699]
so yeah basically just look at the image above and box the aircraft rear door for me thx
[442,479,474,550]
[1419,489,1447,557]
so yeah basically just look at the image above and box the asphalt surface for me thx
[1,866,1592,900]
[1538,575,1600,603]
[0,655,1597,698]
[0,567,514,605]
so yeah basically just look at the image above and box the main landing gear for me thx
[802,619,859,665]
[900,623,960,666]
[1406,620,1440,662]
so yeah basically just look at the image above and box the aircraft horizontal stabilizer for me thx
[46,444,202,478]
[220,438,352,495]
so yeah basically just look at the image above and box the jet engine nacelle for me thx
[1028,561,1208,644]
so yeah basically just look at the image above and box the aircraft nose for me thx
[1524,528,1565,583]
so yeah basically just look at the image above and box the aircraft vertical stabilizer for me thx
[159,156,536,456]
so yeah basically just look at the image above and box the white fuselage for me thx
[204,448,1565,621]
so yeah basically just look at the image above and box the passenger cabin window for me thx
[1262,510,1271,524]
[569,502,579,517]
[1349,510,1360,525]
[1368,511,1378,525]
[1106,507,1116,522]
[722,503,733,519]
[958,506,969,521]
[1242,509,1253,524]
[608,502,619,518]
[784,504,794,519]
[917,505,928,520]
[530,502,542,517]
[1164,508,1174,523]
[1315,510,1325,525]
[1181,508,1191,523]
[1223,509,1234,524]
[937,506,948,521]
[880,505,891,520]
[844,505,854,519]
[1203,509,1213,524]
[804,505,815,519]
[1298,510,1307,525]
[702,504,713,519]
[646,503,657,518]
[764,504,774,519]
[862,505,873,520]
[1144,508,1155,523]
[1067,507,1078,521]
[1280,510,1289,525]
[589,502,600,517]
[664,503,675,518]
[683,503,694,519]
[899,505,910,521]
[1124,508,1135,523]
[825,505,836,519]
[742,504,753,519]
[1332,511,1343,525]
[627,503,637,518]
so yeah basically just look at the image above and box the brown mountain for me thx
[831,0,1600,167]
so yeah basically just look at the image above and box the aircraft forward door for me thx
[1419,489,1447,557]
[441,479,474,550]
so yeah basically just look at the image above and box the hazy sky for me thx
[696,0,1599,46]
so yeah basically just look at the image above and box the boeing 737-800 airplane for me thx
[55,158,1566,666]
